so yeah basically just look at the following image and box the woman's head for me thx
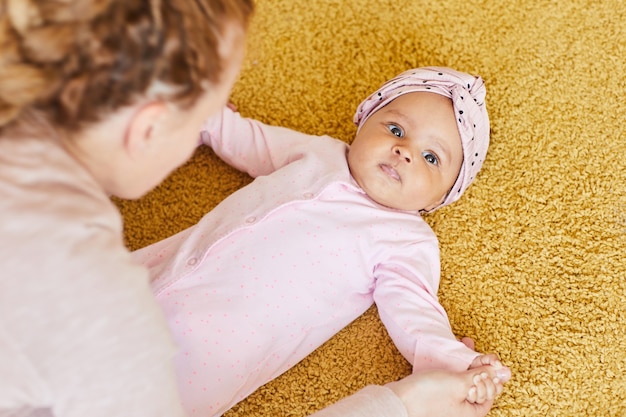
[349,66,490,213]
[0,0,254,132]
[0,0,253,199]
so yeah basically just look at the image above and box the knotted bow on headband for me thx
[354,66,490,212]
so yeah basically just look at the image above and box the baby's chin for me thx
[368,193,424,212]
[351,172,426,212]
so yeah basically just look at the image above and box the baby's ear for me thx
[124,101,168,158]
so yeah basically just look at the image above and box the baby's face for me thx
[348,92,463,212]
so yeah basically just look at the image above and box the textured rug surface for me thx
[114,0,626,415]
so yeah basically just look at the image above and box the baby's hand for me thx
[465,371,500,404]
[466,354,511,404]
[469,353,504,370]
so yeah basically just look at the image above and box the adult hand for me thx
[385,365,511,417]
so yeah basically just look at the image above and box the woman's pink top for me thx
[0,133,185,417]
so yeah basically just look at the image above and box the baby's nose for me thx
[393,146,412,163]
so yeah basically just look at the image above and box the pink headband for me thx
[354,66,490,212]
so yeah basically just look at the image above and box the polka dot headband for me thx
[354,66,490,212]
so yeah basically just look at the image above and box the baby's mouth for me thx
[380,164,400,181]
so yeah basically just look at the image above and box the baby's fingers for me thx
[471,353,502,369]
[466,372,498,404]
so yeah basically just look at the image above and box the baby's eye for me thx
[388,124,404,138]
[422,151,439,166]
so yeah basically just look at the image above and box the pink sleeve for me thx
[309,385,407,417]
[199,107,312,178]
[373,241,479,372]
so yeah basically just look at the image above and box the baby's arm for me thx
[373,241,480,372]
[373,239,510,383]
[375,269,510,405]
[199,106,320,177]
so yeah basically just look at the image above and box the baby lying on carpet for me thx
[133,66,508,416]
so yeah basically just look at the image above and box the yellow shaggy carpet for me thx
[115,0,626,416]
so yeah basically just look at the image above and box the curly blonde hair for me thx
[0,0,253,134]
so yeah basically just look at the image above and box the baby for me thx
[133,66,506,416]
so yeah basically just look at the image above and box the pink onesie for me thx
[132,108,479,416]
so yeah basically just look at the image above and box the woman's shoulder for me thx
[0,135,131,281]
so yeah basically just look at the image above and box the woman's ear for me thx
[124,101,168,158]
